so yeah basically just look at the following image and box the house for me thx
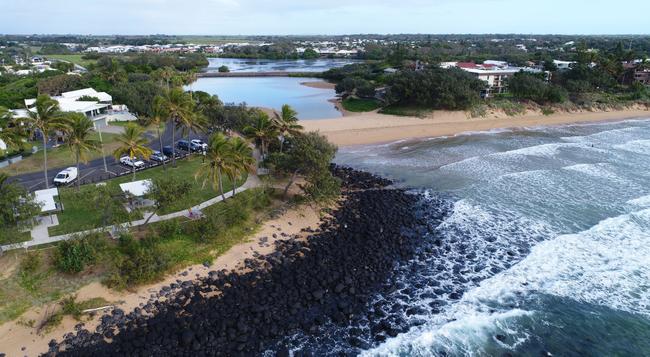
[553,60,576,71]
[13,88,136,128]
[444,61,544,98]
[453,62,522,98]
[622,62,650,86]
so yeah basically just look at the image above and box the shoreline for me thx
[300,107,650,147]
[0,204,324,357]
[30,169,434,355]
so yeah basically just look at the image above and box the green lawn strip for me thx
[379,105,432,117]
[45,54,96,68]
[342,97,381,112]
[0,230,32,245]
[0,133,120,176]
[107,156,247,214]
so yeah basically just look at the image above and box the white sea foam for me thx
[367,208,650,356]
[613,139,650,155]
[627,195,650,208]
[562,163,624,183]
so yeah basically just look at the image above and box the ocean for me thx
[331,118,650,356]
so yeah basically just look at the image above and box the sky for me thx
[1,0,649,35]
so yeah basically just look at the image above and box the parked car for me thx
[119,156,145,168]
[149,150,168,162]
[176,140,191,152]
[191,139,208,152]
[53,167,78,185]
[162,145,177,158]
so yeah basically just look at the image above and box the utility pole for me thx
[96,122,109,174]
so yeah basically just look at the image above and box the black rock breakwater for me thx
[48,167,449,356]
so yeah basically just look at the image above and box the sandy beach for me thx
[301,107,650,147]
[0,204,324,357]
[300,81,336,90]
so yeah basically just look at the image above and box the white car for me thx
[191,139,208,151]
[120,156,145,168]
[53,167,78,185]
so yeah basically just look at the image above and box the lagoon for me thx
[204,57,359,73]
[189,77,341,119]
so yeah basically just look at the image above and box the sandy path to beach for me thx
[301,108,650,147]
[0,204,323,357]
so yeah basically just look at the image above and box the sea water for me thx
[332,118,650,356]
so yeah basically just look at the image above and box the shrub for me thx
[20,251,42,274]
[54,235,98,273]
[105,235,171,289]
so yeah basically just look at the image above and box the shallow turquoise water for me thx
[335,118,650,356]
[189,77,341,119]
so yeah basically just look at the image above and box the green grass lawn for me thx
[45,54,96,68]
[0,133,120,176]
[342,97,382,112]
[379,105,433,118]
[49,156,247,236]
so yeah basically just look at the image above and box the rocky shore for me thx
[45,167,448,356]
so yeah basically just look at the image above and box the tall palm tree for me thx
[65,114,100,191]
[162,88,194,167]
[272,104,303,153]
[113,123,152,182]
[243,111,277,159]
[195,132,233,201]
[0,107,25,151]
[227,137,255,196]
[25,95,67,189]
[147,95,169,171]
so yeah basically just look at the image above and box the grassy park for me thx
[48,156,245,236]
[341,97,381,112]
[0,132,121,176]
[44,54,97,68]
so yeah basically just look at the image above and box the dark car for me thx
[176,140,191,152]
[149,150,168,162]
[162,145,177,158]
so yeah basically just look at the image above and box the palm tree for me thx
[162,88,194,167]
[113,123,152,182]
[146,95,169,170]
[65,114,100,191]
[0,107,25,151]
[227,137,255,196]
[195,133,234,201]
[272,104,303,153]
[243,111,277,159]
[25,95,67,189]
[152,66,176,89]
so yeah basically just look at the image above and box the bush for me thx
[54,235,99,273]
[218,65,230,73]
[105,234,171,289]
[20,251,42,274]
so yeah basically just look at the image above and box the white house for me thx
[553,60,576,71]
[13,88,136,128]
[448,61,544,98]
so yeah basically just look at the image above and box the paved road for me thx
[9,123,208,192]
